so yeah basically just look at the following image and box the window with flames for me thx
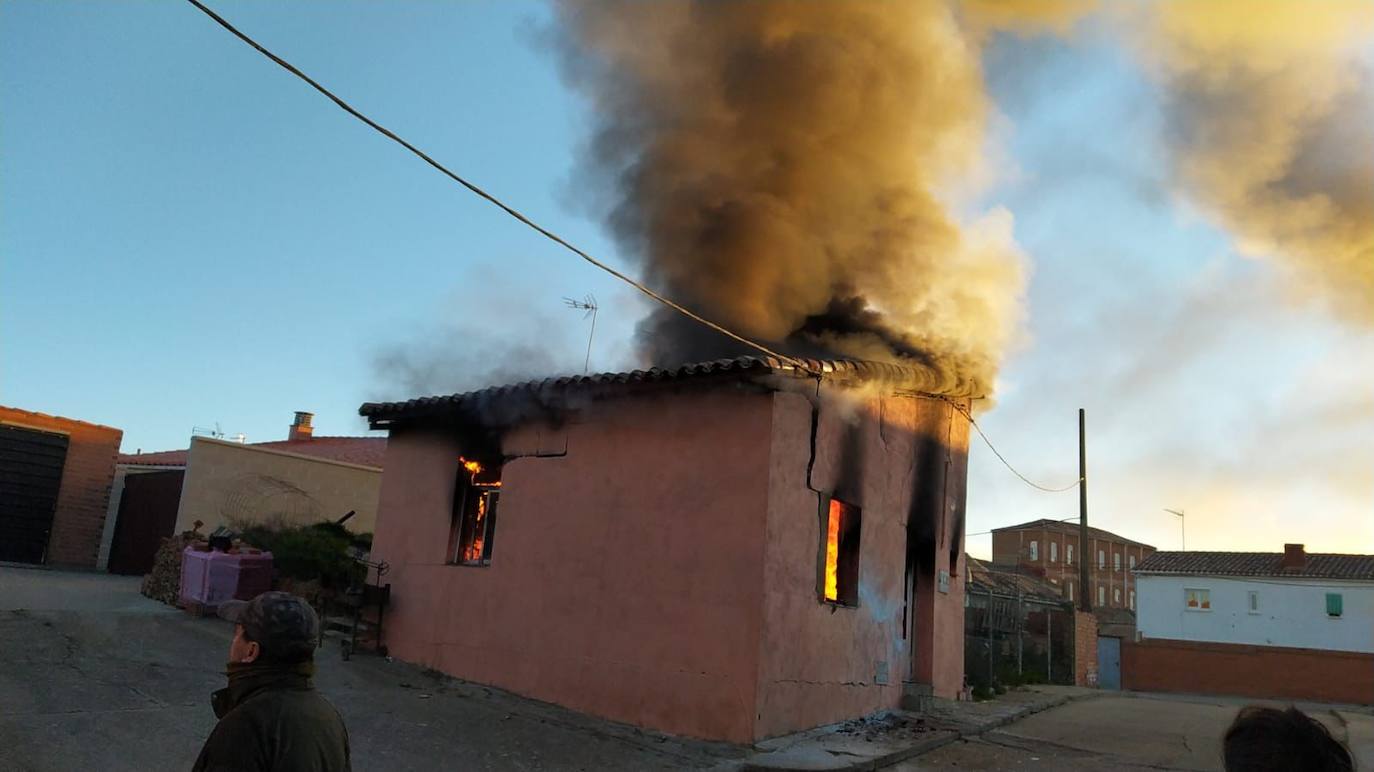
[820,496,862,607]
[450,456,502,566]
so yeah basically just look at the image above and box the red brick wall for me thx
[1123,638,1374,705]
[0,407,122,568]
[1074,611,1099,687]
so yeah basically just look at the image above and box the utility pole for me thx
[1078,409,1090,613]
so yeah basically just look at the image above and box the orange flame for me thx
[824,499,841,602]
[461,457,483,475]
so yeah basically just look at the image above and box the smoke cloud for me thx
[1134,1,1374,323]
[558,2,1049,396]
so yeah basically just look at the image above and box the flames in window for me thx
[822,498,861,606]
[824,499,843,602]
[454,457,502,565]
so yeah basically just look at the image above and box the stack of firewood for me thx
[140,526,203,605]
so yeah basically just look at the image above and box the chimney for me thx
[288,411,314,442]
[1280,543,1306,571]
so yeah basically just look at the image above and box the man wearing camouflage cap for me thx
[193,591,351,771]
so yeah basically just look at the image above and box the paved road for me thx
[896,692,1374,771]
[0,566,739,771]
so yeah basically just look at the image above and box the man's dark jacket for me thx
[193,661,350,771]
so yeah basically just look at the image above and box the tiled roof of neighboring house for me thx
[118,449,189,467]
[966,556,1067,604]
[992,518,1154,549]
[359,355,972,427]
[1135,551,1374,581]
[119,437,387,469]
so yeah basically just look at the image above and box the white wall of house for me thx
[1135,574,1374,654]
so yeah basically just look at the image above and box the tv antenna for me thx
[564,294,598,374]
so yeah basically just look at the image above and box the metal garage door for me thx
[1097,636,1122,690]
[0,424,70,564]
[107,469,185,576]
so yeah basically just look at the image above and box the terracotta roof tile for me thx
[359,355,968,427]
[119,436,386,469]
[966,556,1066,603]
[1135,551,1374,581]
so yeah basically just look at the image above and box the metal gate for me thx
[0,424,70,564]
[1097,636,1122,690]
[108,469,185,575]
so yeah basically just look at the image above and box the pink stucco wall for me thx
[754,391,968,738]
[370,379,971,743]
[369,386,775,743]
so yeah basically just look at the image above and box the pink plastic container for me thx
[232,552,274,600]
[180,548,275,610]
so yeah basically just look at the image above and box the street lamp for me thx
[1163,508,1185,551]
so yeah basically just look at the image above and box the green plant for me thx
[238,521,365,589]
[971,685,994,701]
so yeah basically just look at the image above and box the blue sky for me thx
[3,2,1370,555]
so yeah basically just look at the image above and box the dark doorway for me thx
[0,424,70,564]
[107,469,185,575]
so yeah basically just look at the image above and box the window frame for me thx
[1050,541,1058,563]
[819,495,862,607]
[1029,540,1039,561]
[1247,591,1260,614]
[1185,587,1211,612]
[1129,590,1135,610]
[449,459,503,567]
[1114,552,1121,572]
[1098,550,1106,569]
[1067,544,1074,565]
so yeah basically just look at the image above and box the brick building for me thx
[0,406,122,568]
[991,518,1155,612]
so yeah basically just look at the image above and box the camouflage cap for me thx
[219,591,319,661]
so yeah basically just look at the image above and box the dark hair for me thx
[1223,706,1353,772]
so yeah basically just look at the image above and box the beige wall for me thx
[173,437,382,535]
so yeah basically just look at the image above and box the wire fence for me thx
[964,587,1077,691]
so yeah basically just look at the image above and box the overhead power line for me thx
[185,0,1078,497]
[947,401,1082,493]
[182,0,808,372]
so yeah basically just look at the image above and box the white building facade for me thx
[1135,573,1374,654]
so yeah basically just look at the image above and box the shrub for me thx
[238,521,365,589]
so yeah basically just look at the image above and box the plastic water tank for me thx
[180,548,275,610]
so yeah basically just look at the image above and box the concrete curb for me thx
[738,690,1106,772]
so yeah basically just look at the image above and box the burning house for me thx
[360,355,971,742]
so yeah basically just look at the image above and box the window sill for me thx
[447,561,492,568]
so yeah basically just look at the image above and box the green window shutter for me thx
[1325,593,1343,617]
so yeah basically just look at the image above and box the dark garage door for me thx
[107,469,185,576]
[0,424,69,564]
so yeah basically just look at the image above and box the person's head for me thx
[1223,706,1353,772]
[218,591,319,666]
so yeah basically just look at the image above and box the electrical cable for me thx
[182,0,812,374]
[946,400,1082,493]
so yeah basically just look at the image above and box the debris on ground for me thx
[833,712,934,742]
